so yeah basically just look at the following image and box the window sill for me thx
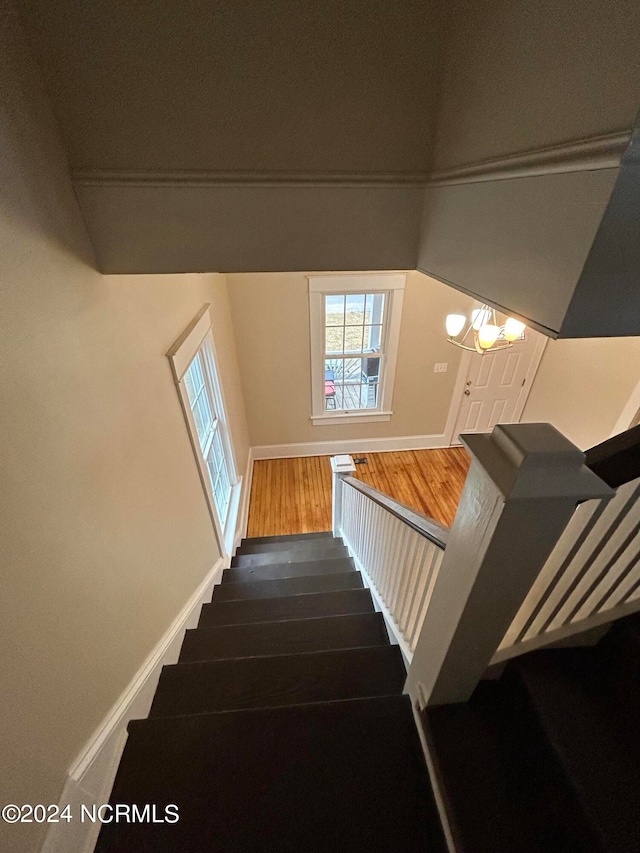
[311,411,393,426]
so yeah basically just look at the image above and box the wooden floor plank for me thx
[246,448,470,537]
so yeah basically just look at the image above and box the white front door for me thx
[449,327,547,444]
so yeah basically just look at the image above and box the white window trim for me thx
[308,274,406,425]
[167,304,241,558]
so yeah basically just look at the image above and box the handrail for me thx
[341,475,449,549]
[585,424,640,488]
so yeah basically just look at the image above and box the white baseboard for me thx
[42,557,224,853]
[252,433,449,460]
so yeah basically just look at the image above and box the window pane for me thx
[363,382,379,409]
[324,357,380,412]
[184,366,197,400]
[363,356,381,384]
[325,294,345,326]
[184,356,204,403]
[363,324,383,353]
[367,292,385,325]
[344,325,363,354]
[345,293,365,325]
[325,326,344,355]
[197,396,213,444]
[192,399,206,446]
[324,359,337,410]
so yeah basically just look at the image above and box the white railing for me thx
[331,458,448,662]
[325,358,365,383]
[332,424,640,708]
[494,474,640,663]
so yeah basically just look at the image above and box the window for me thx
[309,275,406,424]
[183,345,233,524]
[168,306,240,554]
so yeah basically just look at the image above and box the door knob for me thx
[464,389,471,396]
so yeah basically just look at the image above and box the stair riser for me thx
[231,545,347,568]
[213,573,363,601]
[150,646,406,717]
[222,558,355,583]
[199,588,375,628]
[236,537,341,556]
[179,613,390,663]
[241,531,332,546]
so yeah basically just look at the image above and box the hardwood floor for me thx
[246,448,470,538]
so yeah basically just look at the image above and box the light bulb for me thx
[446,314,466,337]
[504,317,526,341]
[477,324,500,350]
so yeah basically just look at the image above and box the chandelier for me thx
[445,304,526,355]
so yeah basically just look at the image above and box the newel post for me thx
[406,423,614,707]
[330,454,356,537]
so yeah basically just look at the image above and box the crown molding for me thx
[71,169,430,188]
[71,130,633,190]
[427,130,631,187]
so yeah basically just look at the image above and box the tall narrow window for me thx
[168,306,239,554]
[309,275,405,424]
[183,343,233,524]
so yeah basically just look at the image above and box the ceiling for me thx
[11,0,640,339]
[16,0,446,178]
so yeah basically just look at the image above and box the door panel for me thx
[451,328,545,443]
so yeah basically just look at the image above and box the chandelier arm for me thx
[446,339,483,352]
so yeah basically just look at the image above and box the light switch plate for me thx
[434,363,448,373]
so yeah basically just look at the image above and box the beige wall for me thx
[227,270,473,448]
[0,6,248,850]
[522,337,640,450]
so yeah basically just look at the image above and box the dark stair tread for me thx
[200,588,374,627]
[241,531,333,546]
[424,679,604,853]
[236,536,341,555]
[514,649,640,852]
[150,645,406,716]
[231,543,347,568]
[179,612,390,662]
[602,611,640,659]
[221,557,355,584]
[97,696,446,853]
[212,572,363,601]
[591,620,640,765]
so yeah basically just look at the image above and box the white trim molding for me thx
[310,410,393,426]
[166,304,212,382]
[252,433,449,460]
[42,558,224,853]
[308,274,407,294]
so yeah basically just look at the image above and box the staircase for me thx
[96,532,446,852]
[424,612,640,852]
